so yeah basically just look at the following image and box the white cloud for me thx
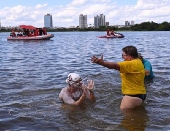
[35,3,48,9]
[0,0,170,27]
[70,0,88,6]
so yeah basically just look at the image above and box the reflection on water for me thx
[0,31,170,130]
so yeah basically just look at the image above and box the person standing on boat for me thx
[35,28,39,36]
[10,29,16,37]
[42,27,47,35]
[107,29,110,36]
[111,30,114,35]
[39,28,43,36]
[18,30,23,36]
[59,73,96,105]
[138,53,154,80]
[91,46,146,109]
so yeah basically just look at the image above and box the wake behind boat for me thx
[7,25,54,40]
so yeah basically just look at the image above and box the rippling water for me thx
[0,31,170,131]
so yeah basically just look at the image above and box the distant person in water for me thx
[138,53,154,80]
[59,73,95,105]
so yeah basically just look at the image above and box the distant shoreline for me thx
[1,30,169,33]
[1,21,170,32]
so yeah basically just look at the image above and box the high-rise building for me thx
[94,14,105,28]
[125,21,130,26]
[99,14,105,26]
[131,21,134,26]
[105,22,109,26]
[94,15,99,28]
[44,14,53,28]
[79,14,87,28]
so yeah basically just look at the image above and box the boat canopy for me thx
[19,25,36,30]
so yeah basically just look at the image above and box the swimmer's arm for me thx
[74,91,86,106]
[60,91,86,106]
[82,84,96,102]
[59,91,75,105]
[145,70,150,76]
[89,90,96,102]
[144,61,151,76]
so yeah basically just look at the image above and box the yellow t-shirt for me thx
[118,59,146,95]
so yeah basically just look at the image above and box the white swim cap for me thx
[66,73,82,85]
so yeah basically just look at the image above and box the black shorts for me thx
[124,94,147,101]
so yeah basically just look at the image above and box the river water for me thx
[0,31,170,131]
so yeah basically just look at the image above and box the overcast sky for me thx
[0,0,169,27]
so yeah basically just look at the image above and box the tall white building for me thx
[99,14,105,26]
[94,14,105,28]
[44,14,53,28]
[94,15,99,28]
[131,21,134,26]
[79,14,87,28]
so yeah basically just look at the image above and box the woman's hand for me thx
[91,55,104,64]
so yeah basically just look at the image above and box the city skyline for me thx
[0,0,169,27]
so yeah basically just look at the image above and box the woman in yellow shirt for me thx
[91,45,146,109]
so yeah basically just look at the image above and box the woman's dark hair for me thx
[122,46,138,58]
[138,53,144,62]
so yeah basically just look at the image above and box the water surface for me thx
[0,31,170,131]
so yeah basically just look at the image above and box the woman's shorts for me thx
[124,94,147,101]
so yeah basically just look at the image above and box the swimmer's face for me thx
[72,79,82,88]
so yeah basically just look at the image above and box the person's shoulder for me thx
[59,87,69,98]
[118,60,130,66]
[143,59,151,64]
[134,58,141,62]
[143,58,147,61]
[59,87,68,94]
[133,59,143,65]
[60,87,68,91]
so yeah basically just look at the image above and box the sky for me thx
[0,0,170,27]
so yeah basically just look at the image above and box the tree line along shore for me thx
[1,21,170,32]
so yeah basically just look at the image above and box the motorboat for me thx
[7,34,54,40]
[7,25,54,40]
[99,32,124,38]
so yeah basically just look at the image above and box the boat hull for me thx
[7,34,54,40]
[99,32,124,38]
[99,35,124,38]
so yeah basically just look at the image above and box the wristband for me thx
[89,89,94,92]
